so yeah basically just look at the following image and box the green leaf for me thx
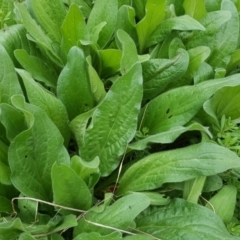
[87,58,106,103]
[0,196,12,213]
[99,49,122,77]
[186,10,232,50]
[139,192,170,206]
[203,85,240,120]
[0,139,10,185]
[14,49,57,88]
[0,218,25,240]
[139,73,240,134]
[116,5,138,44]
[16,69,70,146]
[73,193,150,236]
[71,155,100,189]
[70,109,94,149]
[80,63,143,176]
[227,49,240,74]
[87,0,118,48]
[30,0,66,43]
[0,44,23,104]
[116,30,138,74]
[132,0,147,20]
[185,46,211,80]
[194,62,214,84]
[18,233,36,240]
[136,0,166,53]
[61,3,89,57]
[74,232,122,240]
[51,163,92,213]
[130,122,211,151]
[136,198,237,240]
[142,48,189,100]
[117,142,240,194]
[183,0,207,20]
[15,3,62,66]
[8,95,70,201]
[146,15,205,48]
[0,103,26,141]
[57,46,95,120]
[124,235,152,240]
[207,0,239,68]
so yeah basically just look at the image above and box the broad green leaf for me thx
[184,46,211,81]
[136,198,237,240]
[132,0,147,20]
[65,0,92,18]
[16,69,70,146]
[8,95,70,201]
[0,218,25,240]
[74,232,122,240]
[70,109,94,149]
[139,73,240,134]
[0,24,37,66]
[71,156,100,188]
[51,163,92,213]
[146,15,205,48]
[30,0,66,43]
[130,123,211,150]
[117,142,240,194]
[0,103,26,141]
[136,0,166,53]
[117,30,138,74]
[183,0,207,20]
[18,233,36,240]
[0,44,22,104]
[87,0,118,48]
[27,215,78,236]
[99,49,122,77]
[124,235,152,240]
[168,37,185,58]
[15,3,62,67]
[203,85,240,120]
[73,193,150,236]
[206,185,237,224]
[0,161,10,185]
[0,196,12,213]
[139,192,170,206]
[57,46,95,120]
[194,62,214,84]
[203,175,223,192]
[0,140,8,165]
[14,49,58,88]
[227,49,240,74]
[61,4,89,57]
[142,48,189,100]
[89,22,107,44]
[116,6,138,44]
[87,58,106,103]
[186,10,231,50]
[205,0,222,12]
[207,0,239,68]
[80,63,143,176]
[183,176,206,203]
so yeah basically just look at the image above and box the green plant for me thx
[1,0,240,239]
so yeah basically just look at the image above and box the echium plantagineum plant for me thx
[1,0,240,239]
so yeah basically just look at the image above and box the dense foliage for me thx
[0,0,240,239]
